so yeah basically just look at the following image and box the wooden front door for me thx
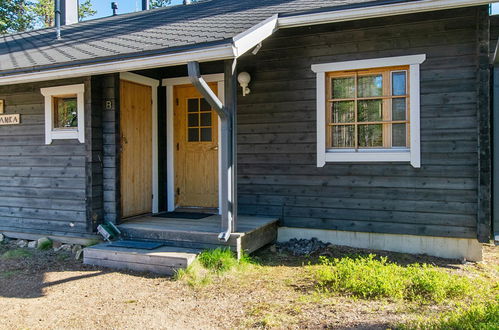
[174,84,219,208]
[120,80,153,218]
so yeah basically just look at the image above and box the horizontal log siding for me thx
[0,78,88,236]
[237,8,486,239]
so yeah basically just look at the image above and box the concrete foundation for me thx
[278,227,482,261]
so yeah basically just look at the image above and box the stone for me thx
[72,244,82,254]
[37,237,53,250]
[269,244,277,253]
[27,240,37,249]
[0,233,4,242]
[52,241,62,251]
[60,244,72,252]
[75,248,84,261]
[276,238,329,256]
[16,239,28,248]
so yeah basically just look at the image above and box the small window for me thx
[41,84,84,144]
[312,55,426,168]
[53,96,78,129]
[186,97,213,142]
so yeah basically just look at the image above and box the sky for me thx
[83,1,499,21]
[87,0,185,20]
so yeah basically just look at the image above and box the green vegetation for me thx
[1,248,32,259]
[176,248,252,287]
[312,254,473,303]
[400,300,499,329]
[37,238,52,251]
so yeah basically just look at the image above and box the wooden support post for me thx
[476,6,491,243]
[225,59,238,234]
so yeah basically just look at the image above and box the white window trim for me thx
[41,84,85,144]
[311,54,426,168]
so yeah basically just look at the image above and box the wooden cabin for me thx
[0,0,496,269]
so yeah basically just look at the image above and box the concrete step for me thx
[83,243,201,276]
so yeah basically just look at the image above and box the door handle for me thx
[210,146,218,151]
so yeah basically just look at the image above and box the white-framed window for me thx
[40,84,85,144]
[311,55,426,168]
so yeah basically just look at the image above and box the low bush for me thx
[400,300,499,329]
[312,254,473,302]
[1,249,33,260]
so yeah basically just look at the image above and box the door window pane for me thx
[332,77,355,99]
[188,128,199,142]
[200,113,212,126]
[358,74,382,97]
[188,113,198,127]
[358,124,383,147]
[53,96,77,128]
[200,98,211,111]
[392,71,406,96]
[392,98,406,121]
[332,101,355,123]
[358,99,382,122]
[188,98,198,112]
[332,125,355,148]
[392,124,406,147]
[201,128,212,142]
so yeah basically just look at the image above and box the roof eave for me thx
[0,43,236,86]
[278,0,494,28]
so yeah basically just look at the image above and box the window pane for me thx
[332,101,354,123]
[188,99,198,112]
[392,98,406,121]
[358,124,383,147]
[332,77,355,99]
[188,113,199,127]
[200,128,212,142]
[332,125,355,148]
[392,71,406,96]
[358,99,382,122]
[358,74,382,97]
[200,98,211,111]
[392,124,407,147]
[200,112,212,126]
[188,128,199,142]
[54,97,77,128]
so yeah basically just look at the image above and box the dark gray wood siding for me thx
[237,7,489,239]
[0,78,90,236]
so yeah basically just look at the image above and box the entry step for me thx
[83,243,201,275]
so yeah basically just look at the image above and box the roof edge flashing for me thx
[278,0,494,28]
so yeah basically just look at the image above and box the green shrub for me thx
[198,248,239,273]
[401,300,499,329]
[1,249,32,259]
[37,238,52,250]
[312,254,473,302]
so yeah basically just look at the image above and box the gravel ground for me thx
[0,241,497,329]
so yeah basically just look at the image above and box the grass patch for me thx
[0,249,33,260]
[175,248,253,287]
[37,238,52,250]
[312,254,473,303]
[400,300,499,329]
[0,270,20,279]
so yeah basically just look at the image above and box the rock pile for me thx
[0,233,86,260]
[275,237,329,256]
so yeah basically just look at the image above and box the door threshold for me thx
[175,207,218,214]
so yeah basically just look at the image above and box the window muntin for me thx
[327,66,409,150]
[53,95,78,129]
[187,97,213,142]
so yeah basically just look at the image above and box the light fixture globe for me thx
[237,71,251,96]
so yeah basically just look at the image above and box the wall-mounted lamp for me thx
[237,72,251,96]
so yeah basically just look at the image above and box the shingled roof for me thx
[0,0,492,80]
[0,0,406,76]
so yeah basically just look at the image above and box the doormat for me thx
[153,211,213,220]
[107,240,163,250]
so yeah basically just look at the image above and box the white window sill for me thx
[325,149,410,163]
[50,129,80,141]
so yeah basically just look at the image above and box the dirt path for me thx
[0,243,497,329]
